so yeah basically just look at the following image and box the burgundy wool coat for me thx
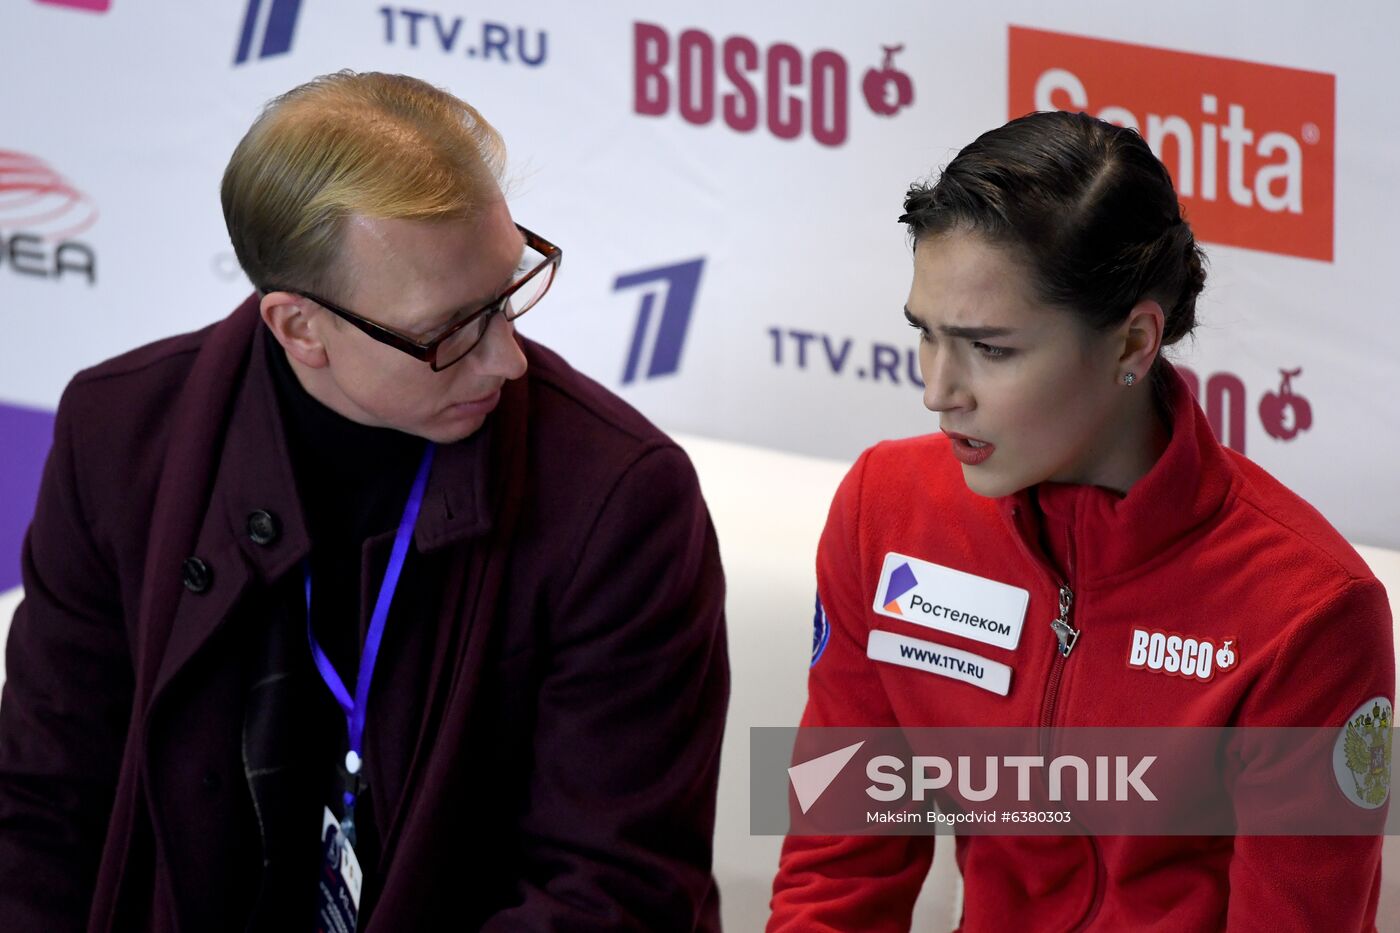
[0,295,729,931]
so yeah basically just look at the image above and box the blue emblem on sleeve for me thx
[811,593,831,668]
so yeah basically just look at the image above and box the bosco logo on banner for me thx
[634,23,915,148]
[1009,26,1335,262]
[34,0,111,11]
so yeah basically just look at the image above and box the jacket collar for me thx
[997,362,1238,586]
[218,300,511,588]
[411,379,520,553]
[221,320,313,583]
[149,295,516,702]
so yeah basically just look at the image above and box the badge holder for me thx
[319,803,364,932]
[309,442,435,933]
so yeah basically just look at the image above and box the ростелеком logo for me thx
[872,552,1028,651]
[881,562,918,614]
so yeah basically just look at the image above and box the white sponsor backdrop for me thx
[2,0,1397,546]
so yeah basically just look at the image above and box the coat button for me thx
[247,510,280,546]
[182,557,213,593]
[201,770,222,792]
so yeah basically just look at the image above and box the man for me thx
[0,71,728,931]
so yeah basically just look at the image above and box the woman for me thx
[768,111,1392,931]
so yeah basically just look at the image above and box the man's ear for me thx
[260,291,330,369]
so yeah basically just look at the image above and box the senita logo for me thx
[1009,26,1335,262]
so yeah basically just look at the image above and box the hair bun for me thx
[1163,226,1206,347]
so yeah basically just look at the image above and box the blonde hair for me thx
[221,70,506,296]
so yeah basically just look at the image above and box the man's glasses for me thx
[270,224,561,371]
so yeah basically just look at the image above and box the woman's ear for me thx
[1118,298,1165,378]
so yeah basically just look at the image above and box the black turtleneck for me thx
[264,331,434,894]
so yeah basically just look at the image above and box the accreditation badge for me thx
[317,806,364,933]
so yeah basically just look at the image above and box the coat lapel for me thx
[132,298,262,711]
[371,371,532,884]
[147,317,311,706]
[92,297,266,929]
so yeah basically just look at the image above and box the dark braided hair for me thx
[900,110,1206,387]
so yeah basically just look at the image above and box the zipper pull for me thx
[1050,585,1079,657]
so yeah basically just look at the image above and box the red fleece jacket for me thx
[769,363,1393,932]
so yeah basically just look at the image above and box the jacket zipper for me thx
[1010,505,1102,931]
[1050,586,1078,657]
[1040,584,1075,731]
[1039,518,1077,726]
[1005,506,1079,728]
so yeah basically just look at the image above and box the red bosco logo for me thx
[633,23,914,147]
[1178,365,1313,455]
[0,150,98,284]
[1009,26,1335,262]
[34,0,111,10]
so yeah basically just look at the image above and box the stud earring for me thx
[1122,372,1137,387]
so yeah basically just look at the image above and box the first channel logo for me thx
[614,258,705,385]
[234,0,302,65]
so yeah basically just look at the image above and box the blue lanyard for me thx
[304,441,435,832]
